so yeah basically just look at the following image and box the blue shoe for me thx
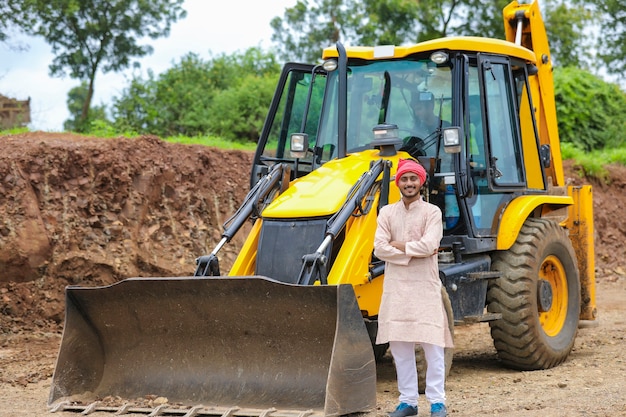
[388,402,418,417]
[430,403,447,417]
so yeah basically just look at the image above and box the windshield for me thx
[319,58,453,160]
[256,58,454,180]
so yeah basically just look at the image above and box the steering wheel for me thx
[399,135,427,157]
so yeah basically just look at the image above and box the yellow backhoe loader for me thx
[49,1,596,415]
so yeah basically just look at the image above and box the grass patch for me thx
[4,127,625,178]
[561,142,626,183]
[164,134,257,151]
[86,120,256,151]
[1,126,257,152]
[0,127,30,136]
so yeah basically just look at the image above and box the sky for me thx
[0,0,297,131]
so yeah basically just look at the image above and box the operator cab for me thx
[253,42,549,255]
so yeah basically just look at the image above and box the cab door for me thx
[465,55,527,236]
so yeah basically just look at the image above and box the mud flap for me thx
[48,276,377,416]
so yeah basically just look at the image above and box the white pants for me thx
[389,340,446,406]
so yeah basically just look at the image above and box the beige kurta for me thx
[374,197,454,348]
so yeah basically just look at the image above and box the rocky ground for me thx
[0,132,625,417]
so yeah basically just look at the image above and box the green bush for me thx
[87,119,138,138]
[208,74,278,142]
[554,67,626,151]
[111,47,281,140]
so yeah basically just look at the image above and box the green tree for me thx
[0,4,11,42]
[271,0,470,62]
[543,1,593,69]
[113,53,215,136]
[270,0,351,63]
[17,0,185,128]
[413,0,466,41]
[451,0,593,70]
[458,0,508,38]
[151,53,215,136]
[588,0,626,79]
[64,81,108,132]
[348,0,418,46]
[0,2,32,48]
[208,73,279,142]
[111,72,159,134]
[270,0,593,71]
[0,2,21,42]
[554,67,626,151]
[113,48,281,139]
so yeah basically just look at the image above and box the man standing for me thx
[374,158,453,417]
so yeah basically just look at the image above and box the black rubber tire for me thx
[416,287,454,394]
[487,218,581,370]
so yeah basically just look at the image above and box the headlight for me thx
[290,133,309,158]
[442,127,461,153]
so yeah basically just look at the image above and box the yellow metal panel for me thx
[504,0,564,187]
[327,151,405,316]
[497,195,573,250]
[354,276,385,318]
[322,37,536,63]
[262,151,380,218]
[326,192,383,316]
[327,213,377,287]
[262,150,405,218]
[566,185,597,321]
[518,82,544,189]
[229,219,262,276]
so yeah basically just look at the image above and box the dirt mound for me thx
[566,160,626,277]
[0,132,252,332]
[0,133,624,334]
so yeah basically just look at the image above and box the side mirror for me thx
[290,133,309,158]
[442,127,461,154]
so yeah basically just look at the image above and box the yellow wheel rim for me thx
[538,255,568,337]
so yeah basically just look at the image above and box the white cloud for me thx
[0,0,296,131]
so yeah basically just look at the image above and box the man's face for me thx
[398,172,422,199]
[413,100,434,119]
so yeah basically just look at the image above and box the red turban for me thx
[395,158,427,187]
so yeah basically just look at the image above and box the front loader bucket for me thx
[48,276,376,416]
